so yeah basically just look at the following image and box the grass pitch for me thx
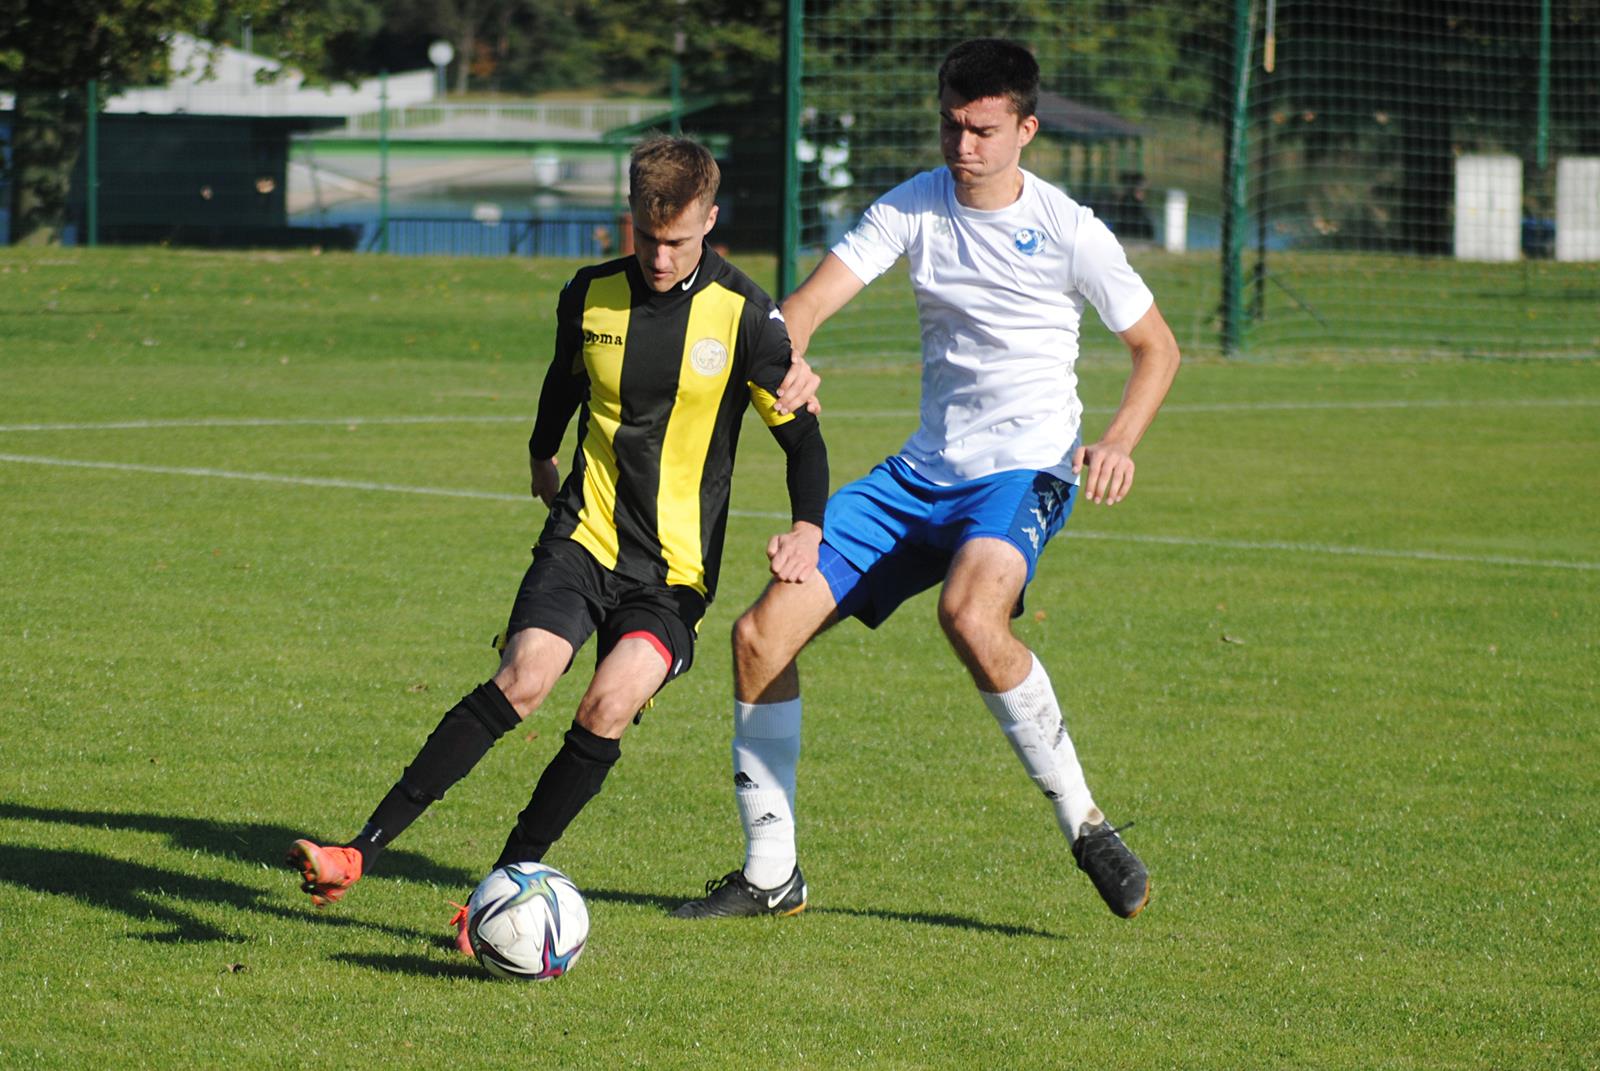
[1,247,1597,1069]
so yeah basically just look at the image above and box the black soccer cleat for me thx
[1072,820,1150,918]
[671,865,807,919]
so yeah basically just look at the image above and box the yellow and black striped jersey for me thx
[528,246,826,601]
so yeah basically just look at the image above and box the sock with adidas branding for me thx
[732,697,801,889]
[981,653,1101,840]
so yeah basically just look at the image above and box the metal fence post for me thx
[378,72,390,253]
[1221,0,1254,357]
[85,81,99,247]
[779,0,802,298]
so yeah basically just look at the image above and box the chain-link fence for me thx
[797,0,1600,360]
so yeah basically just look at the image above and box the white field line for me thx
[1,396,1598,434]
[3,451,1596,573]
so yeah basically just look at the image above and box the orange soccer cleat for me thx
[448,901,476,958]
[285,839,363,908]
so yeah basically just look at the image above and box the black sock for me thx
[347,680,521,871]
[494,721,621,869]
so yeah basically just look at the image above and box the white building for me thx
[104,34,434,118]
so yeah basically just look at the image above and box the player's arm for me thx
[526,281,588,505]
[763,410,828,583]
[745,300,830,581]
[1073,302,1180,505]
[779,252,867,364]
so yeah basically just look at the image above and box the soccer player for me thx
[286,136,828,947]
[674,39,1180,921]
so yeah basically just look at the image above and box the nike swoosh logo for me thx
[766,881,794,909]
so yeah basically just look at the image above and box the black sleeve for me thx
[528,277,587,459]
[740,292,794,397]
[769,412,829,528]
[733,290,829,526]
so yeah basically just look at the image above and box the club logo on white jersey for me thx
[689,337,729,376]
[1013,228,1047,255]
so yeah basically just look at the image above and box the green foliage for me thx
[0,1,364,90]
[0,1,365,244]
[1,247,1597,1068]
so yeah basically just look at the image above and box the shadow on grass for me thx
[580,886,684,913]
[0,801,475,950]
[808,904,1066,940]
[0,843,433,945]
[0,800,474,887]
[2,802,1062,949]
[581,886,1066,939]
[331,951,485,980]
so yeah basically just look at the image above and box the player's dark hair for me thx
[938,38,1040,119]
[629,135,720,228]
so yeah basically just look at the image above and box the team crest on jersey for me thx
[1013,228,1047,256]
[689,337,729,376]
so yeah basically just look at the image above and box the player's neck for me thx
[952,167,1024,211]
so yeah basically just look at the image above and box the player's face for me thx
[632,201,719,292]
[938,88,1038,191]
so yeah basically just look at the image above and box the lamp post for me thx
[429,40,455,99]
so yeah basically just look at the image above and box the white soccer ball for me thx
[466,861,589,980]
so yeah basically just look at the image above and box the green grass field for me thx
[1,247,1597,1069]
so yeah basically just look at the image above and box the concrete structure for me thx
[1555,157,1600,262]
[1454,155,1522,262]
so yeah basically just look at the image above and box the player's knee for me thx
[493,660,556,718]
[731,609,768,664]
[573,692,635,739]
[937,598,986,648]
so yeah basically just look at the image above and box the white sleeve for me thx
[829,179,919,286]
[1071,210,1155,334]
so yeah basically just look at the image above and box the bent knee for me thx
[937,599,989,644]
[493,662,558,717]
[731,610,765,658]
[573,693,638,738]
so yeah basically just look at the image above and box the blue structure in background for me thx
[296,200,618,258]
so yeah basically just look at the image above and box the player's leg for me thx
[731,568,840,884]
[669,573,835,919]
[941,537,1101,839]
[937,476,1148,918]
[492,586,699,869]
[287,629,572,907]
[676,465,947,918]
[287,543,593,907]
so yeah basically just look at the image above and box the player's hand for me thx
[767,521,822,582]
[1072,440,1135,505]
[775,354,822,416]
[529,455,560,506]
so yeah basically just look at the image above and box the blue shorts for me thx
[819,456,1076,629]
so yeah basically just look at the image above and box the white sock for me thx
[733,697,801,889]
[981,654,1101,841]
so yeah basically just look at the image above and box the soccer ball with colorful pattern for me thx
[465,862,589,980]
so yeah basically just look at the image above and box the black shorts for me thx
[505,537,705,687]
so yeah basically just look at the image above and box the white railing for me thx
[342,100,665,137]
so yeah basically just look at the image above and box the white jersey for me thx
[830,166,1154,485]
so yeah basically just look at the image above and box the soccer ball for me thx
[465,861,589,980]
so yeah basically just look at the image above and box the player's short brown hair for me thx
[628,135,720,228]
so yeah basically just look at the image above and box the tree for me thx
[0,0,363,245]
